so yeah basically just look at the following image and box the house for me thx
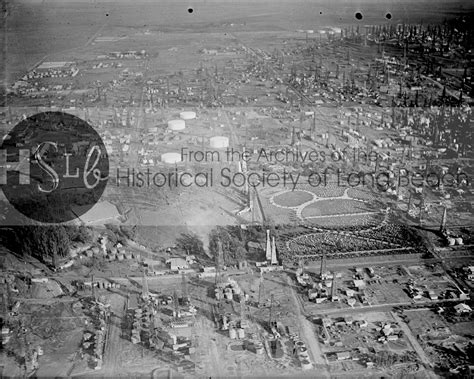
[357,320,368,328]
[185,255,196,264]
[346,289,355,297]
[322,318,333,327]
[344,316,354,325]
[454,303,472,314]
[353,279,366,289]
[166,258,189,271]
[336,351,351,361]
[465,266,474,281]
[428,290,438,300]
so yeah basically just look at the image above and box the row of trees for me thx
[175,224,276,265]
[2,225,91,266]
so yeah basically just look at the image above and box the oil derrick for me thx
[142,267,149,298]
[440,207,447,233]
[268,294,275,329]
[265,229,272,261]
[320,251,326,279]
[270,236,278,265]
[215,239,225,285]
[250,186,265,224]
[181,272,189,305]
[173,289,180,319]
[258,272,264,306]
[331,273,338,301]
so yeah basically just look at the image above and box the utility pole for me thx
[142,267,149,299]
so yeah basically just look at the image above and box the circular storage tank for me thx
[210,136,229,149]
[168,119,186,131]
[225,291,233,301]
[455,237,463,245]
[237,328,245,339]
[161,152,182,164]
[448,237,456,246]
[180,111,196,120]
[229,328,237,339]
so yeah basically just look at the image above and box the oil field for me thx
[1,0,474,378]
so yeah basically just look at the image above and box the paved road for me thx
[285,274,329,375]
[308,298,465,317]
[102,295,125,374]
[391,311,436,377]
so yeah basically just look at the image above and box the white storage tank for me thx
[447,237,456,246]
[237,328,245,339]
[168,119,185,131]
[229,328,237,339]
[161,152,182,164]
[210,136,229,149]
[455,237,463,245]
[180,111,196,120]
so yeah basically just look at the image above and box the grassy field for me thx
[301,199,374,218]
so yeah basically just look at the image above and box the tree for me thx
[208,226,246,265]
[176,233,205,256]
[11,225,71,266]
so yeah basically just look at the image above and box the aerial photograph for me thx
[0,0,473,377]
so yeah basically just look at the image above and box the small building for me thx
[454,303,472,314]
[344,316,354,325]
[336,351,351,361]
[166,257,189,271]
[346,289,355,297]
[353,279,366,289]
[465,266,474,281]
